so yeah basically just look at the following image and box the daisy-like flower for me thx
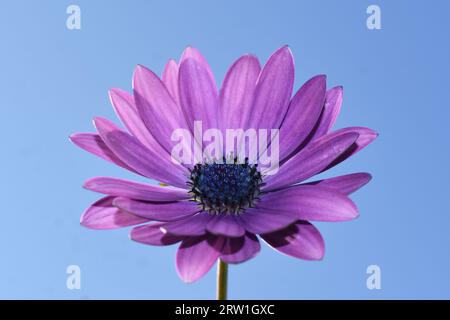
[70,46,376,289]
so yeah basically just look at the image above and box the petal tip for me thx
[108,87,127,101]
[81,180,91,190]
[79,211,92,229]
[92,116,117,134]
[350,206,360,219]
[108,87,118,96]
[177,271,196,284]
[180,46,205,63]
[310,246,325,261]
[135,64,147,71]
[132,65,151,87]
[166,58,177,65]
[280,44,291,51]
[274,45,294,59]
[364,172,373,182]
[92,116,104,128]
[68,133,78,143]
[316,74,327,80]
[129,226,144,242]
[309,74,327,88]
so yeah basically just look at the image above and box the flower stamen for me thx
[188,157,263,215]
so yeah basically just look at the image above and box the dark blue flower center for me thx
[188,157,263,215]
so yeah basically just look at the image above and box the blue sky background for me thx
[0,0,449,299]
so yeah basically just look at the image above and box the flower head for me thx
[70,46,377,283]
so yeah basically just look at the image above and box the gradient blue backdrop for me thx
[1,0,449,299]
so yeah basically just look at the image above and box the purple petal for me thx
[94,117,188,188]
[325,127,378,170]
[80,196,148,230]
[278,75,326,161]
[160,212,212,236]
[83,176,190,201]
[179,46,215,82]
[179,47,217,133]
[162,59,180,106]
[219,55,260,132]
[258,185,359,222]
[264,131,359,191]
[311,86,343,139]
[179,58,219,132]
[113,197,199,221]
[303,173,372,195]
[130,222,184,246]
[69,133,138,174]
[237,208,298,234]
[262,221,325,260]
[133,65,189,155]
[109,88,163,153]
[109,88,136,112]
[245,46,294,130]
[220,233,261,264]
[176,235,224,283]
[206,214,246,237]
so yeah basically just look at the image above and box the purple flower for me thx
[70,46,377,283]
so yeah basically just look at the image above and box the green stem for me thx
[216,259,228,300]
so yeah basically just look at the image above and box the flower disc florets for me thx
[188,157,263,215]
